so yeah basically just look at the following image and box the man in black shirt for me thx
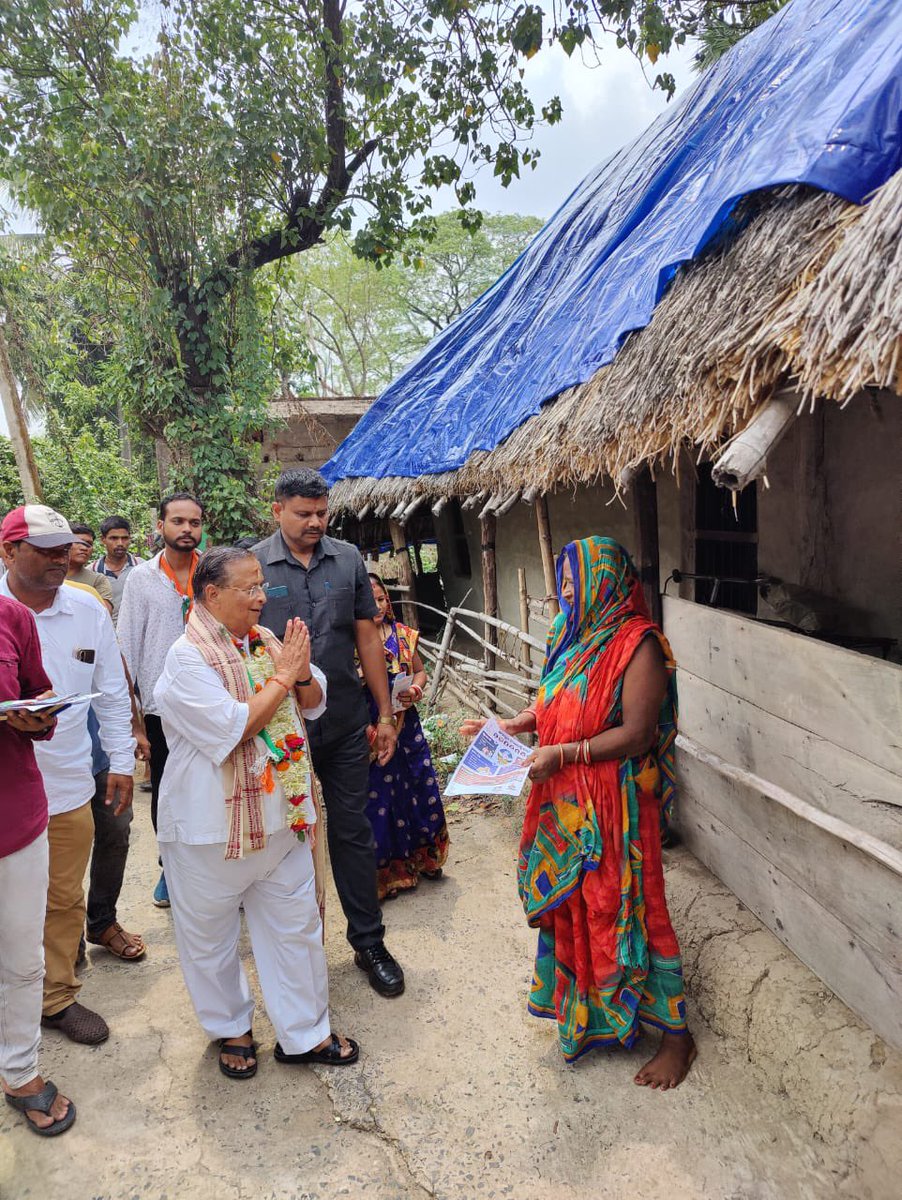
[255,469,404,997]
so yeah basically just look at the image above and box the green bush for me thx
[0,427,155,538]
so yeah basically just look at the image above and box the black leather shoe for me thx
[354,942,405,997]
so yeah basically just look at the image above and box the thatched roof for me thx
[330,169,902,515]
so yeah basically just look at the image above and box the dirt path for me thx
[3,798,848,1200]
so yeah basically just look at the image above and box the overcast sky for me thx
[1,37,695,437]
[468,38,696,219]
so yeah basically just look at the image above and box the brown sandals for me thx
[86,922,146,961]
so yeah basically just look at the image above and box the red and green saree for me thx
[518,537,687,1062]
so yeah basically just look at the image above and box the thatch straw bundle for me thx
[774,169,902,403]
[330,171,902,513]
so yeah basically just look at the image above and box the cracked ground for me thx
[2,798,852,1200]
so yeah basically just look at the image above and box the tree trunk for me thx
[535,495,559,616]
[0,325,42,501]
[116,395,133,467]
[388,519,419,629]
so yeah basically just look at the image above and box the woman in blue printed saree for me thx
[463,537,695,1088]
[362,575,450,900]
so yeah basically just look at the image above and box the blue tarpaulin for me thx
[324,0,902,485]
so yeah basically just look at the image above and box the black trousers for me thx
[143,714,169,834]
[311,726,385,951]
[144,713,170,867]
[86,770,133,938]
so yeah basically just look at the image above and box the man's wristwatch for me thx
[296,676,313,687]
[377,715,396,726]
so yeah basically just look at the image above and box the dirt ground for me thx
[2,795,854,1200]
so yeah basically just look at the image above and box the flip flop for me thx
[274,1035,360,1067]
[218,1035,258,1080]
[5,1081,76,1137]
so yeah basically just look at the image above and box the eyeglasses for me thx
[224,582,270,598]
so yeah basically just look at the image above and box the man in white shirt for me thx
[118,492,203,908]
[154,547,358,1077]
[0,505,135,1046]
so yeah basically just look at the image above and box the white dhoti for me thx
[161,828,330,1055]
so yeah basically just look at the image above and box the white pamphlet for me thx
[390,672,414,713]
[444,718,532,797]
[0,691,101,720]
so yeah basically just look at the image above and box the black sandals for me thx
[218,1034,258,1080]
[274,1035,360,1066]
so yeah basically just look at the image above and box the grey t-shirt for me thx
[91,555,139,626]
[254,532,377,746]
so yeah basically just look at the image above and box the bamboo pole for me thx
[0,325,42,501]
[711,388,798,491]
[426,607,458,705]
[517,568,531,668]
[480,513,498,700]
[436,670,517,720]
[535,494,559,616]
[494,490,522,517]
[388,519,419,629]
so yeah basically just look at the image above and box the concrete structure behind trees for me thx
[262,395,373,474]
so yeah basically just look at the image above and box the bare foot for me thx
[4,1076,71,1129]
[220,1033,256,1073]
[634,1031,697,1090]
[312,1032,356,1060]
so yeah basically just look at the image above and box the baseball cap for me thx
[0,505,76,549]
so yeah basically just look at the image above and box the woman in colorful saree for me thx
[363,574,449,900]
[463,536,695,1089]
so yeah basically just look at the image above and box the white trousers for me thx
[160,828,331,1055]
[0,832,49,1089]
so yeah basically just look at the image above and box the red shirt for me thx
[0,593,53,857]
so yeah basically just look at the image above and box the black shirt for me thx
[254,531,377,746]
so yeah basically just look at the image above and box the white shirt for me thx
[153,636,327,845]
[0,577,135,816]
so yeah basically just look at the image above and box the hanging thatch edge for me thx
[329,170,902,514]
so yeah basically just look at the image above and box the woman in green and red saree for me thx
[463,537,695,1089]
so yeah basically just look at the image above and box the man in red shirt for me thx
[0,594,77,1136]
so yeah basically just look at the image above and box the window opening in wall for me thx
[694,463,758,614]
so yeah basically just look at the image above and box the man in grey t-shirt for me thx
[91,515,140,626]
[255,469,404,998]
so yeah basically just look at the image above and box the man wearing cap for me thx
[0,505,135,1045]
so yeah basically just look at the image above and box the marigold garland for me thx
[243,630,316,841]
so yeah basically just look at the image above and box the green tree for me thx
[0,1,723,535]
[0,236,158,531]
[0,427,156,536]
[282,212,542,396]
[694,3,789,71]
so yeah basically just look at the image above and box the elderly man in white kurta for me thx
[153,546,359,1078]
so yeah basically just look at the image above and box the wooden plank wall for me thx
[663,596,902,1049]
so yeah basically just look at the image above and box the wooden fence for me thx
[399,598,550,717]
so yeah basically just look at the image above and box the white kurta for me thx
[153,634,331,1054]
[153,636,327,844]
